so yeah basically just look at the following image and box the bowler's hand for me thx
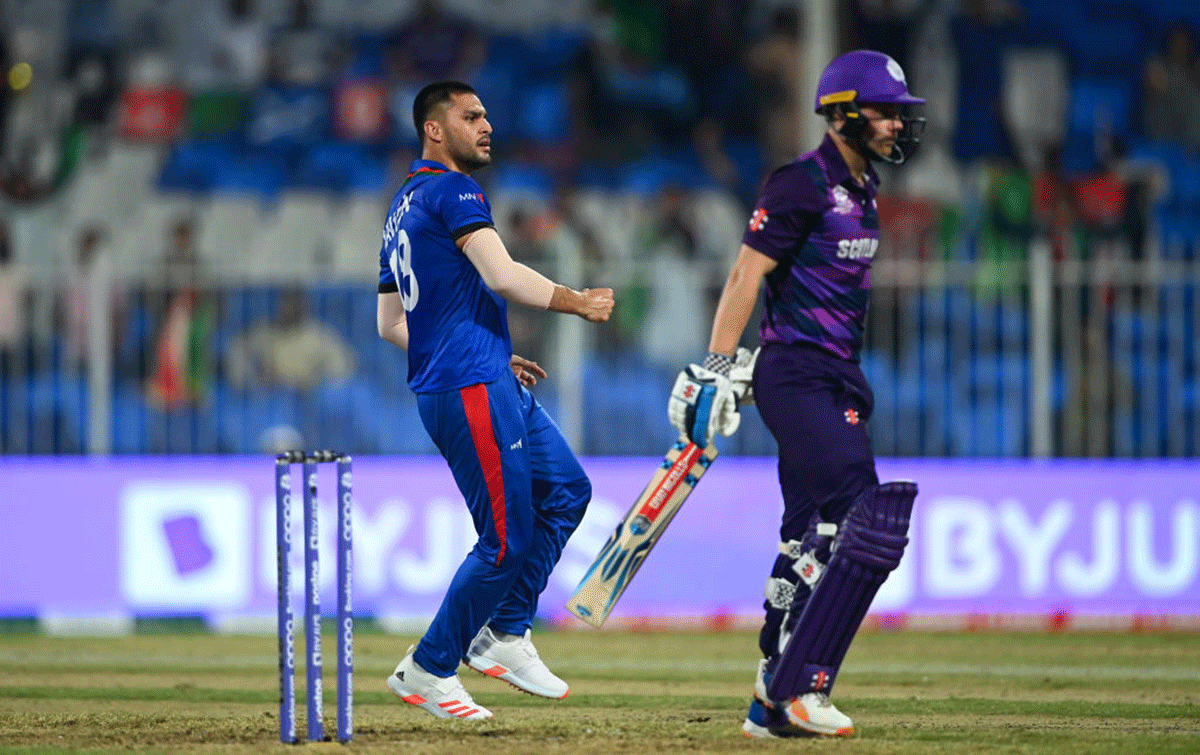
[510,354,547,387]
[579,287,614,322]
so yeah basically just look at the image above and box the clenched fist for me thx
[578,287,614,322]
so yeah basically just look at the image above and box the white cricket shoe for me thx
[784,692,855,737]
[387,645,493,720]
[464,626,569,699]
[753,658,773,706]
[742,698,807,738]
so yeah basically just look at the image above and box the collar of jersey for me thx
[405,160,450,183]
[817,133,878,196]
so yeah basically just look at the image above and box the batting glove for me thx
[668,358,740,447]
[728,346,759,406]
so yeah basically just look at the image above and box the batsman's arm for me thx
[377,291,408,350]
[708,244,776,357]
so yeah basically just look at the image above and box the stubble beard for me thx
[453,144,491,173]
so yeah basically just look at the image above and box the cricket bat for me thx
[566,436,719,627]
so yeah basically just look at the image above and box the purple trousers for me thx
[753,342,879,540]
[751,342,880,658]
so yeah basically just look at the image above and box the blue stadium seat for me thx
[1058,11,1147,79]
[217,386,303,454]
[1156,208,1199,261]
[1169,158,1200,213]
[573,162,619,190]
[208,152,286,201]
[892,344,953,456]
[492,162,554,201]
[1060,76,1135,173]
[290,141,385,193]
[469,36,533,142]
[345,33,388,78]
[517,82,572,145]
[158,139,241,192]
[951,353,1029,457]
[529,28,589,79]
[246,84,332,151]
[308,376,377,453]
[618,151,712,197]
[373,383,436,455]
[2,374,89,453]
[581,353,678,454]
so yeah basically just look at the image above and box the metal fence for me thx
[1,186,1196,458]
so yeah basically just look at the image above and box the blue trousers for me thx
[413,372,590,676]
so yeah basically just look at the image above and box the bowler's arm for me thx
[458,227,613,321]
[377,291,408,350]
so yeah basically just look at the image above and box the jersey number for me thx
[389,229,419,311]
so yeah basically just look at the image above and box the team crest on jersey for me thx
[748,207,769,231]
[844,408,859,425]
[831,185,855,215]
[459,193,485,203]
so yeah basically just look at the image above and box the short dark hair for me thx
[412,81,477,144]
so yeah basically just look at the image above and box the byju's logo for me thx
[120,482,251,609]
[161,515,214,574]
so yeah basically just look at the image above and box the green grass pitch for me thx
[2,627,1198,754]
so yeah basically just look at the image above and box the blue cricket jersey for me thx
[378,159,513,393]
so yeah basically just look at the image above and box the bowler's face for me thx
[441,93,492,172]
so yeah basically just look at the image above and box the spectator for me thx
[1,136,57,204]
[575,0,693,153]
[224,287,354,392]
[385,0,486,86]
[0,220,31,381]
[57,223,124,373]
[636,184,711,367]
[663,0,749,134]
[144,217,216,410]
[848,0,923,80]
[948,0,1022,164]
[745,6,802,171]
[1141,21,1200,150]
[0,5,9,149]
[65,0,120,130]
[266,0,343,86]
[180,0,269,92]
[1033,144,1076,261]
[496,209,550,368]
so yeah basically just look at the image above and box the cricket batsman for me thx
[667,50,925,737]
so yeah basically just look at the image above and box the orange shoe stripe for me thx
[457,708,480,718]
[481,664,508,677]
[438,700,462,709]
[402,694,426,705]
[788,701,810,722]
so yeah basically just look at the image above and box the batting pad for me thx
[766,480,917,701]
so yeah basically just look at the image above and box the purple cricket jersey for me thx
[742,134,881,362]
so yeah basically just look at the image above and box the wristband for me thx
[702,351,735,376]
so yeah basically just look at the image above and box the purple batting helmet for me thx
[814,50,926,164]
[814,50,925,113]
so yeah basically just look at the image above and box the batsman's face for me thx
[440,93,492,172]
[858,103,904,161]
